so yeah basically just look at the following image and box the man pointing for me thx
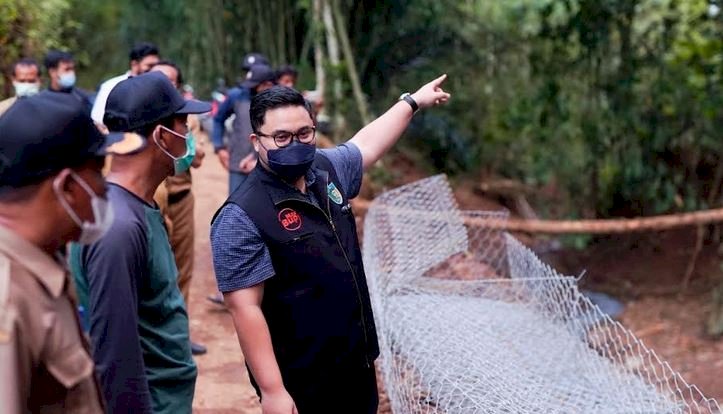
[211,75,450,413]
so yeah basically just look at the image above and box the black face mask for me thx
[263,141,316,181]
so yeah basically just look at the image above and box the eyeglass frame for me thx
[255,126,316,148]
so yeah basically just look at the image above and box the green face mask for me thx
[156,126,196,175]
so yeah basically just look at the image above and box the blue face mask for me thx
[58,72,76,89]
[261,141,316,181]
[155,126,196,175]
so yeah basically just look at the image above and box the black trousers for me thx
[250,363,379,414]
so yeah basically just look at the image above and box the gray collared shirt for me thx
[210,143,363,292]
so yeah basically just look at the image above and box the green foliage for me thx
[3,0,723,222]
[0,0,78,94]
[2,0,309,96]
[371,0,723,220]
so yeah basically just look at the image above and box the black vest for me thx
[213,154,379,375]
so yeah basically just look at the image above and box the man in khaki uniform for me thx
[0,92,140,412]
[155,171,198,309]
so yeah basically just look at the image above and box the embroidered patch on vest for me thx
[327,182,343,205]
[278,208,302,231]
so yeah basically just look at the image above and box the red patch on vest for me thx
[278,208,302,231]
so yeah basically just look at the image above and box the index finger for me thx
[429,73,448,88]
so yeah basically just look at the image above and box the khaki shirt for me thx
[0,96,17,117]
[163,171,193,196]
[0,225,104,413]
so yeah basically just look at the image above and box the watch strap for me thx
[400,93,419,113]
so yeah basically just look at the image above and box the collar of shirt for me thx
[305,168,317,187]
[257,164,328,207]
[0,224,66,298]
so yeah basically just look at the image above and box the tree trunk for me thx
[707,164,723,336]
[322,0,344,136]
[708,245,723,337]
[330,0,372,125]
[313,0,326,114]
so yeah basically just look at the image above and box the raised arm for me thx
[349,74,450,170]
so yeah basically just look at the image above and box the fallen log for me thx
[351,199,723,234]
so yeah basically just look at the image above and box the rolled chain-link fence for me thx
[363,175,721,414]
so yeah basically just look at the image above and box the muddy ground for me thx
[189,145,722,412]
[189,147,260,413]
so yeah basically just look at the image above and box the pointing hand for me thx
[411,74,451,110]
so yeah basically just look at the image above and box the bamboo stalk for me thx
[313,0,326,98]
[330,0,371,125]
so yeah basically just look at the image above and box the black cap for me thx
[241,53,269,71]
[104,71,211,132]
[0,91,138,188]
[242,64,277,89]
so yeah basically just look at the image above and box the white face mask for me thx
[53,171,114,245]
[13,81,40,97]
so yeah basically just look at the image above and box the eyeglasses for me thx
[256,126,316,148]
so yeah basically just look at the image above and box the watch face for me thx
[399,92,409,100]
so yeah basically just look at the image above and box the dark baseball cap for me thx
[241,53,269,71]
[103,71,211,132]
[0,91,142,188]
[242,64,277,89]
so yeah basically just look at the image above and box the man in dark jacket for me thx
[44,50,92,113]
[211,76,450,413]
[212,61,276,194]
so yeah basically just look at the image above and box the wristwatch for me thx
[399,92,419,114]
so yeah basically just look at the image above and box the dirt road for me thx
[189,146,261,413]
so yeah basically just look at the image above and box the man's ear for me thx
[52,168,75,202]
[152,125,170,150]
[250,133,260,153]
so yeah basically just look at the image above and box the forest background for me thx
[4,0,723,398]
[4,0,723,225]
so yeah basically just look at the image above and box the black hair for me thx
[250,86,314,133]
[129,42,159,62]
[103,109,176,138]
[276,65,298,79]
[12,58,40,77]
[44,50,74,70]
[151,60,183,86]
[130,115,179,140]
[0,182,42,203]
[0,156,102,202]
